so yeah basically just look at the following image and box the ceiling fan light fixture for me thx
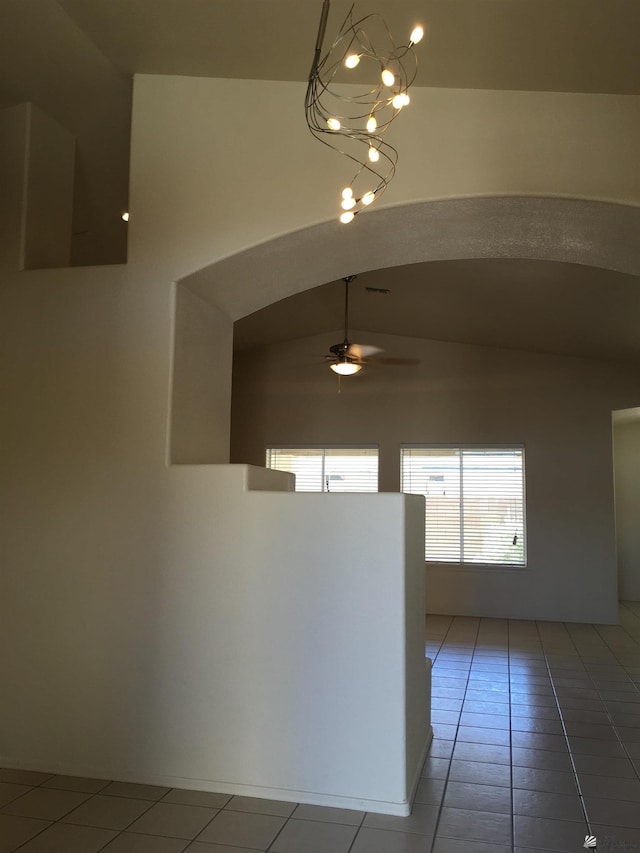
[330,360,362,375]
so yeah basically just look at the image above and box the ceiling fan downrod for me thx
[342,274,356,346]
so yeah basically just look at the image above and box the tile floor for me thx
[2,602,640,853]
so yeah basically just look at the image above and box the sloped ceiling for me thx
[56,0,640,94]
[1,1,639,361]
[234,259,640,363]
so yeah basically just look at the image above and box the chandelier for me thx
[305,1,423,224]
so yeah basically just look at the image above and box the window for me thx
[401,446,526,566]
[266,447,378,492]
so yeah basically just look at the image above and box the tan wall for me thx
[231,329,640,622]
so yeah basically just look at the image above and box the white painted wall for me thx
[613,419,640,600]
[170,284,234,463]
[1,74,639,808]
[129,77,640,294]
[2,463,429,814]
[232,330,640,623]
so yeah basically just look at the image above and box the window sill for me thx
[425,561,528,572]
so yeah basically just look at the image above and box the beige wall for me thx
[231,329,640,622]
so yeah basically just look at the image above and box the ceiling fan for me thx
[326,275,420,375]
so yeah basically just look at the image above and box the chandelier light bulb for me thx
[305,2,422,225]
[381,68,395,87]
[121,211,129,222]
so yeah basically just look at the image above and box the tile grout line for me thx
[427,615,481,853]
[507,618,515,853]
[534,619,593,842]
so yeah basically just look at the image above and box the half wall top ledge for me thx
[179,196,640,322]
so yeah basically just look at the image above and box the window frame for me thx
[400,444,527,569]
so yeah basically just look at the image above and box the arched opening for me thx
[171,195,640,466]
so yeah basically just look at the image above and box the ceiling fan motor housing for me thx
[329,340,352,358]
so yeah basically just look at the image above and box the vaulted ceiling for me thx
[234,259,640,363]
[53,0,640,94]
[1,1,639,359]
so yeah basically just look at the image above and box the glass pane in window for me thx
[462,449,525,565]
[324,449,378,492]
[402,445,526,566]
[266,448,323,491]
[402,448,461,562]
[267,448,378,492]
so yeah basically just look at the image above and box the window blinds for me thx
[266,447,379,493]
[401,446,526,566]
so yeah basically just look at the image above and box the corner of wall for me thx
[169,284,234,464]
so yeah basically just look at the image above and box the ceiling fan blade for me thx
[347,343,384,359]
[365,356,421,366]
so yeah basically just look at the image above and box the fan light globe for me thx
[340,210,355,223]
[410,25,424,44]
[381,68,395,87]
[361,191,375,206]
[327,117,341,130]
[344,53,360,68]
[330,360,362,375]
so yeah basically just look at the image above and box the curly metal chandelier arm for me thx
[305,0,423,223]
